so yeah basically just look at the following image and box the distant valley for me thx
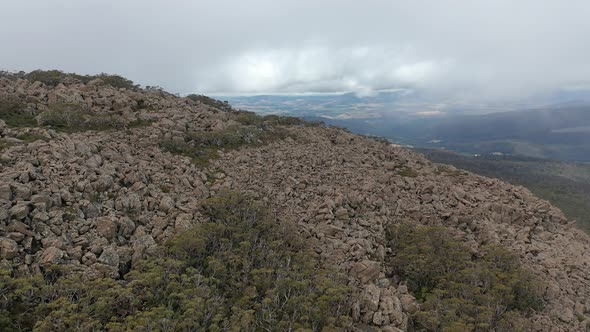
[307,105,590,162]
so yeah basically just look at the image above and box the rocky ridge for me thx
[0,74,589,331]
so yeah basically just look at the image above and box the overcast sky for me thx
[1,0,590,101]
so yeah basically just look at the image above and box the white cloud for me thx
[199,46,444,96]
[1,0,590,102]
[394,62,438,84]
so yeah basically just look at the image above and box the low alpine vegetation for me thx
[386,224,545,332]
[232,110,322,127]
[0,98,36,128]
[0,191,352,331]
[36,103,126,132]
[161,125,292,166]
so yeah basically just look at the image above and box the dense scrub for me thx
[386,224,545,331]
[0,191,351,331]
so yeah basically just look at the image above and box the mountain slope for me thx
[417,149,590,233]
[0,72,589,331]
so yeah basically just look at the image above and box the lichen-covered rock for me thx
[95,216,117,240]
[39,246,65,265]
[350,260,381,283]
[0,237,19,259]
[98,246,120,267]
[0,184,11,200]
[9,203,30,220]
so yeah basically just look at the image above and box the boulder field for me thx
[0,75,589,331]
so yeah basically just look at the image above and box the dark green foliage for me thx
[386,224,545,331]
[161,125,292,166]
[0,98,37,128]
[187,94,233,111]
[0,191,351,331]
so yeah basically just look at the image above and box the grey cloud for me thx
[1,0,590,101]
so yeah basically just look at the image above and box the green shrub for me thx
[0,99,36,128]
[0,191,352,331]
[0,140,15,151]
[232,111,321,128]
[159,138,220,167]
[386,224,545,331]
[36,103,125,132]
[22,70,139,90]
[24,70,67,87]
[36,103,86,129]
[93,74,137,90]
[16,132,47,143]
[398,166,419,178]
[127,118,155,128]
[186,94,232,111]
[161,125,291,166]
[233,111,264,125]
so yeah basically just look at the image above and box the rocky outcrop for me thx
[0,74,589,331]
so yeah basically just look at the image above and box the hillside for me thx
[0,71,590,331]
[418,149,590,233]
